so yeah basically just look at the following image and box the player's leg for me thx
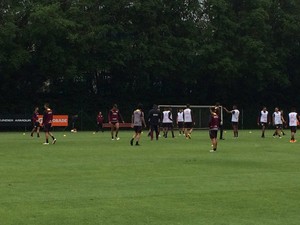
[36,126,40,138]
[30,126,35,137]
[155,125,159,140]
[290,127,296,142]
[49,131,56,144]
[219,124,224,140]
[115,123,120,140]
[170,124,175,138]
[135,127,142,145]
[43,125,51,144]
[261,123,265,138]
[130,128,137,145]
[110,123,115,140]
[150,125,154,141]
[277,125,282,138]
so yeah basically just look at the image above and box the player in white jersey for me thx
[224,105,240,138]
[272,107,285,138]
[288,107,299,143]
[130,104,146,146]
[176,109,184,136]
[162,107,174,138]
[183,104,194,139]
[257,106,270,138]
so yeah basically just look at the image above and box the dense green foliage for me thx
[0,0,300,121]
[1,130,300,225]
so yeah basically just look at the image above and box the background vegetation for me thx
[1,0,300,127]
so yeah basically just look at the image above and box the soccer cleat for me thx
[135,143,140,146]
[210,149,215,153]
[130,139,134,146]
[43,142,49,145]
[187,134,191,139]
[290,140,294,143]
[111,138,114,141]
[116,137,120,141]
[52,139,57,144]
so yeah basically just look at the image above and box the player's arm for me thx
[191,110,195,125]
[281,115,285,124]
[141,112,146,127]
[131,112,134,128]
[224,107,231,114]
[257,113,260,125]
[108,111,112,123]
[168,112,172,121]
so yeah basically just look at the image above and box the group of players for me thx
[97,103,237,152]
[95,104,196,146]
[30,103,56,145]
[30,103,300,151]
[257,106,300,143]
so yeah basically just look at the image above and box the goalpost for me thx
[158,105,223,129]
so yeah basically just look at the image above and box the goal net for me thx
[158,105,223,129]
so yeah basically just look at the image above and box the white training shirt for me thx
[289,112,298,126]
[162,110,172,123]
[231,109,240,122]
[260,110,268,123]
[273,111,282,125]
[177,112,184,122]
[183,108,192,122]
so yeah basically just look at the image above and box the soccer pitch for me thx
[1,130,300,225]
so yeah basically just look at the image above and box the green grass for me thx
[1,129,300,225]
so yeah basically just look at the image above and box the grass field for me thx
[1,129,300,225]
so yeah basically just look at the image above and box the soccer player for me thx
[183,104,194,139]
[209,107,220,152]
[130,104,146,146]
[257,106,270,138]
[215,102,224,140]
[42,103,56,145]
[272,107,285,138]
[108,104,124,140]
[148,104,161,141]
[288,107,299,143]
[280,110,286,136]
[96,111,104,133]
[176,109,184,136]
[224,105,240,138]
[30,106,40,138]
[71,114,78,133]
[162,107,174,138]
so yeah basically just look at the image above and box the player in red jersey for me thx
[96,111,104,133]
[30,106,40,138]
[209,107,220,152]
[108,104,124,140]
[42,103,56,145]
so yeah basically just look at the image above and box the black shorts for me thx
[178,122,184,128]
[44,124,52,132]
[260,122,267,127]
[163,123,173,128]
[232,122,238,126]
[275,124,283,129]
[110,122,119,126]
[33,121,40,128]
[150,124,159,132]
[134,126,142,133]
[184,122,193,129]
[209,130,218,139]
[290,126,297,133]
